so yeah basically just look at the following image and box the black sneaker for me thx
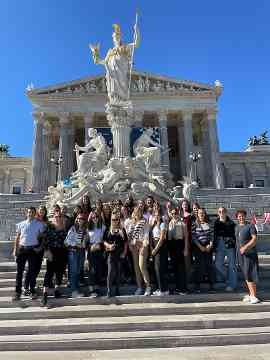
[41,293,48,306]
[12,293,21,302]
[54,289,61,298]
[31,292,38,300]
[23,289,31,296]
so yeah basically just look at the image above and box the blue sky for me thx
[1,0,269,156]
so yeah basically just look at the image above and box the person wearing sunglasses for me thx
[168,208,189,294]
[64,215,89,298]
[214,207,237,292]
[41,210,67,306]
[103,215,128,297]
[87,211,106,297]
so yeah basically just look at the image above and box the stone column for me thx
[207,110,224,189]
[58,113,74,180]
[106,105,132,159]
[182,110,194,177]
[40,120,52,191]
[266,162,270,187]
[3,169,10,193]
[157,110,170,170]
[31,112,44,192]
[84,112,94,144]
[177,119,186,178]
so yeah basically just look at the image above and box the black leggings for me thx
[43,248,67,288]
[107,251,121,291]
[154,244,168,292]
[168,240,187,291]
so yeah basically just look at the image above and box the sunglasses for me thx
[112,218,120,222]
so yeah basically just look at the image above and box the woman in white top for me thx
[87,211,106,296]
[168,209,189,294]
[127,207,151,296]
[150,210,169,296]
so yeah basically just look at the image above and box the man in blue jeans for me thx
[214,207,237,291]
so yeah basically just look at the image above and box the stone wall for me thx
[193,187,270,217]
[0,194,45,260]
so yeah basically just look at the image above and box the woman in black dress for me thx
[103,214,128,297]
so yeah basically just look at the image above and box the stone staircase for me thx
[0,258,269,358]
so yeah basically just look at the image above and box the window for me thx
[234,180,244,188]
[12,186,21,194]
[255,180,265,187]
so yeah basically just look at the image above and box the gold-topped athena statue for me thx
[89,22,140,105]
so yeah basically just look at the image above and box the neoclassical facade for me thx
[27,71,225,192]
[25,71,270,193]
[0,155,31,194]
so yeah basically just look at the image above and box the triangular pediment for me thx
[26,71,215,98]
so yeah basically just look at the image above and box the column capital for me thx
[182,110,193,121]
[57,112,71,125]
[32,112,45,123]
[134,110,144,126]
[206,108,218,120]
[157,109,169,120]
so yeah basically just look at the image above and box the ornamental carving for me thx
[30,74,215,97]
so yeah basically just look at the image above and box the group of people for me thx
[12,194,260,306]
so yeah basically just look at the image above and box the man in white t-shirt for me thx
[12,207,46,301]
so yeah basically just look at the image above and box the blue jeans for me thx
[68,249,84,292]
[215,239,237,289]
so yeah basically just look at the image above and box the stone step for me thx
[0,326,269,351]
[0,311,270,335]
[1,290,270,308]
[2,344,270,360]
[0,300,268,321]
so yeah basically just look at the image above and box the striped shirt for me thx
[192,221,213,246]
[128,219,148,245]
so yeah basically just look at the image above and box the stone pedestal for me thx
[106,103,133,159]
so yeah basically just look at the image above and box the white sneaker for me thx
[160,290,170,296]
[250,296,261,304]
[242,295,250,303]
[144,287,152,296]
[153,290,161,296]
[71,291,80,298]
[225,286,234,292]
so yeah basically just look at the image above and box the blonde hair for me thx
[131,206,144,224]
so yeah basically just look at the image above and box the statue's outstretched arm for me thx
[89,43,105,65]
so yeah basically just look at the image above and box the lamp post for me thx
[50,154,63,186]
[189,151,202,185]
